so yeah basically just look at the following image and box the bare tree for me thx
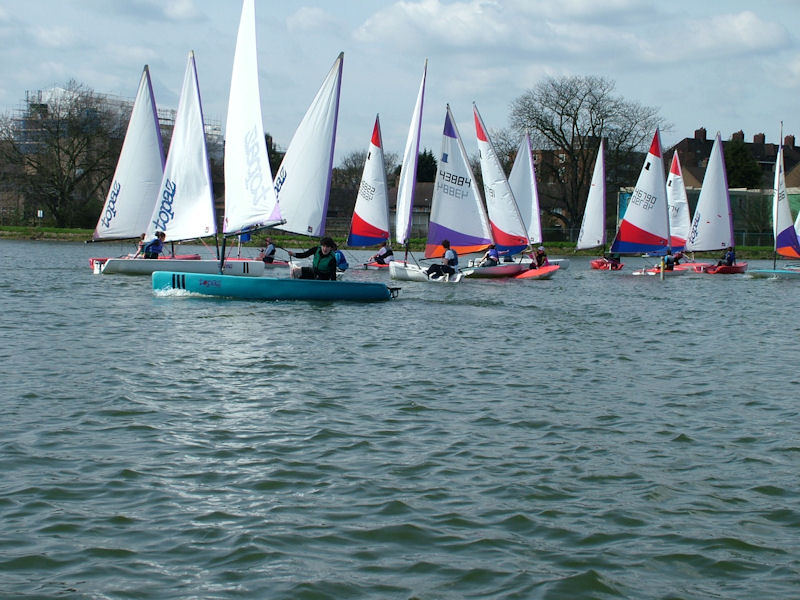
[0,80,125,227]
[509,75,666,230]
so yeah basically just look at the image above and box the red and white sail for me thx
[473,103,528,254]
[576,140,606,250]
[609,129,669,254]
[666,151,691,252]
[347,115,390,247]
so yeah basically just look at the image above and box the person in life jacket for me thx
[426,239,458,279]
[478,244,501,267]
[143,231,166,259]
[663,250,675,271]
[529,245,549,269]
[369,240,394,265]
[258,237,276,263]
[288,236,339,280]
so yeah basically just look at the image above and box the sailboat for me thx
[395,60,427,254]
[686,132,747,274]
[748,137,800,279]
[666,152,691,252]
[609,129,672,275]
[89,66,199,270]
[103,52,263,276]
[575,140,617,270]
[153,3,395,301]
[347,115,391,268]
[460,103,529,278]
[390,105,492,282]
[273,53,343,240]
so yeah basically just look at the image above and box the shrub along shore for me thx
[0,226,778,259]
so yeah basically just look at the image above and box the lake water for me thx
[2,239,798,599]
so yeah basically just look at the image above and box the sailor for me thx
[369,240,394,265]
[288,236,339,280]
[258,237,276,263]
[426,239,458,279]
[143,231,166,259]
[478,244,500,267]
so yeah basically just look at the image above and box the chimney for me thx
[785,135,796,149]
[753,133,765,144]
[731,130,744,142]
[694,127,707,141]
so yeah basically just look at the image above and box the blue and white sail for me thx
[93,66,164,241]
[147,51,217,242]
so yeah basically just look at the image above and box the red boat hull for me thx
[590,258,624,271]
[705,263,747,274]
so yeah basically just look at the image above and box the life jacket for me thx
[487,248,499,261]
[334,249,349,271]
[144,238,163,254]
[312,248,338,279]
[447,248,458,267]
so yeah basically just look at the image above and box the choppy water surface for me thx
[1,239,798,599]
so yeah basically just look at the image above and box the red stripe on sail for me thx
[371,118,381,148]
[670,153,681,175]
[648,130,662,158]
[474,108,488,142]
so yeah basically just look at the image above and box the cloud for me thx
[287,7,343,34]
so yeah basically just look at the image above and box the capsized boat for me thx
[514,264,560,280]
[153,271,397,301]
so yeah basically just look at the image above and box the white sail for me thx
[273,53,343,237]
[93,66,164,241]
[425,105,492,257]
[473,103,528,253]
[665,151,691,251]
[347,115,390,246]
[686,132,734,251]
[395,60,427,247]
[147,52,217,242]
[576,140,606,250]
[508,132,542,245]
[223,0,281,235]
[609,129,669,255]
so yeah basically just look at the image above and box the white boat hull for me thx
[389,261,463,283]
[101,258,264,276]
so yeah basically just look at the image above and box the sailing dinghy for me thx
[103,53,263,276]
[390,105,492,283]
[686,132,746,274]
[348,115,392,269]
[89,66,200,270]
[608,130,675,276]
[575,140,620,270]
[154,4,396,301]
[749,137,800,279]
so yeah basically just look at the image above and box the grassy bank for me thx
[0,226,779,259]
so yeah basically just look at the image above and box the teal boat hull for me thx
[748,268,800,280]
[152,271,399,302]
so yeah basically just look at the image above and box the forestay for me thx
[473,103,528,254]
[146,52,217,243]
[223,0,282,235]
[93,66,164,241]
[273,53,343,237]
[425,105,492,258]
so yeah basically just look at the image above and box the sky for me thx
[1,0,799,166]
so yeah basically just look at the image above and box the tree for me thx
[0,81,125,227]
[724,138,763,189]
[508,75,667,230]
[417,148,437,182]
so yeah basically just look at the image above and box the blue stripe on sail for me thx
[443,113,457,139]
[609,239,669,255]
